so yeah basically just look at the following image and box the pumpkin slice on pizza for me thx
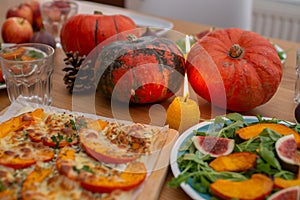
[80,122,166,164]
[0,122,54,169]
[25,112,84,148]
[21,164,101,200]
[56,147,147,193]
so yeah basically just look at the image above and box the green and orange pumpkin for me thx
[97,35,185,104]
[186,28,282,111]
[60,12,137,56]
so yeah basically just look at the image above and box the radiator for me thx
[252,0,300,42]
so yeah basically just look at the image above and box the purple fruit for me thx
[30,30,56,49]
[295,103,300,123]
[268,186,300,200]
[192,136,235,157]
[276,134,300,165]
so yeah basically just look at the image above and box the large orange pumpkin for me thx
[186,28,282,111]
[60,12,137,56]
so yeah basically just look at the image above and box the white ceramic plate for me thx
[169,116,267,200]
[126,13,173,35]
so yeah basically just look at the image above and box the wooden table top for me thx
[1,1,300,199]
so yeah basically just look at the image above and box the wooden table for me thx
[1,1,300,199]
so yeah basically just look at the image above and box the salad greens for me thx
[168,113,299,197]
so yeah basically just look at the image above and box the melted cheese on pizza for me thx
[103,122,166,154]
[25,113,85,148]
[0,130,54,169]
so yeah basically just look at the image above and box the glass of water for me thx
[295,49,300,103]
[0,43,55,105]
[41,0,78,48]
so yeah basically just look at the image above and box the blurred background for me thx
[92,0,300,43]
[1,0,300,42]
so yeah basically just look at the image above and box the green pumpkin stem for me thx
[126,34,138,42]
[229,44,244,58]
[94,11,103,15]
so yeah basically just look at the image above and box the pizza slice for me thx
[0,165,19,200]
[21,164,101,200]
[25,112,85,148]
[56,147,147,193]
[25,112,108,149]
[0,127,54,169]
[80,122,166,164]
[0,108,44,138]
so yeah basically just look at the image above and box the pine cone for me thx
[62,51,96,94]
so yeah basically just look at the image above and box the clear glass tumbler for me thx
[41,0,78,48]
[0,43,55,105]
[295,49,300,103]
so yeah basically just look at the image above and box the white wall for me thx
[125,0,253,30]
[0,0,24,31]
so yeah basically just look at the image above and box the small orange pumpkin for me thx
[60,12,137,56]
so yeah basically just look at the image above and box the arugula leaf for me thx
[168,173,192,188]
[259,128,282,141]
[226,113,244,122]
[274,170,296,180]
[179,137,193,152]
[218,120,245,138]
[258,143,281,170]
[235,136,260,152]
[289,123,300,133]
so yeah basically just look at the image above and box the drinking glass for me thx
[41,0,78,48]
[0,43,55,105]
[295,49,300,103]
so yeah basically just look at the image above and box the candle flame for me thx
[183,73,189,102]
[185,35,191,56]
[184,35,191,102]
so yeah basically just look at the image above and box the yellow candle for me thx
[166,96,200,133]
[166,73,200,133]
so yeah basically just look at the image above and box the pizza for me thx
[0,108,167,200]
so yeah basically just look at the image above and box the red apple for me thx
[0,69,4,83]
[24,0,43,31]
[1,17,33,44]
[6,3,33,25]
